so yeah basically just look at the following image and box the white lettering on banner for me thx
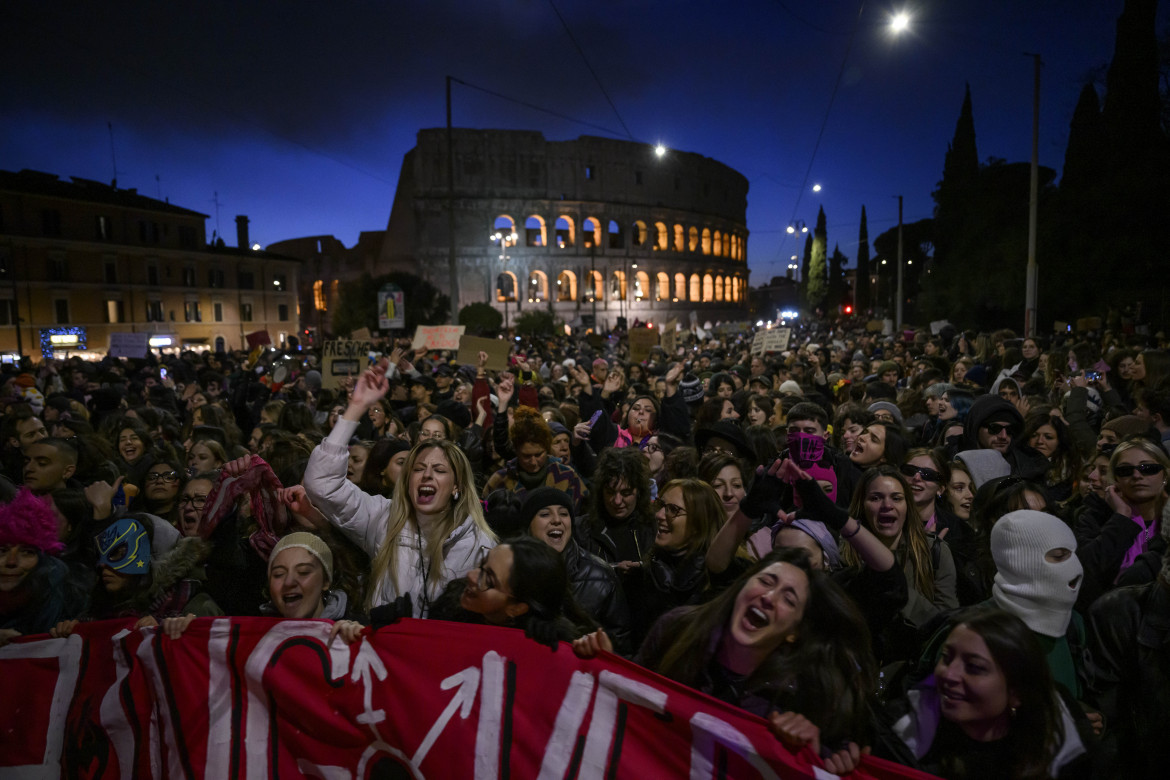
[0,634,82,779]
[413,665,480,767]
[475,652,506,780]
[536,671,597,780]
[242,622,353,779]
[579,670,670,779]
[689,711,781,780]
[98,629,134,779]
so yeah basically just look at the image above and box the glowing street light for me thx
[812,184,822,193]
[654,144,667,157]
[890,11,910,33]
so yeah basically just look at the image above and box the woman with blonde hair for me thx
[304,353,496,616]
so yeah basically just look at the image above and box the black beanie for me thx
[519,487,574,530]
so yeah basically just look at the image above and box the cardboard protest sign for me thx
[321,339,372,389]
[628,326,659,363]
[351,326,372,341]
[412,325,465,351]
[456,335,510,371]
[751,328,791,355]
[107,332,150,358]
[660,319,678,356]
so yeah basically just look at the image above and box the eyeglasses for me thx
[146,471,180,483]
[703,445,734,456]
[178,494,208,508]
[1113,462,1165,478]
[642,442,662,454]
[901,464,942,483]
[472,547,507,593]
[653,500,687,521]
[984,422,1014,436]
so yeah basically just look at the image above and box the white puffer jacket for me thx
[303,419,494,615]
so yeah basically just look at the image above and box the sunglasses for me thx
[901,464,942,483]
[984,422,1014,436]
[1112,462,1166,478]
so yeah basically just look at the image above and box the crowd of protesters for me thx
[3,318,1170,778]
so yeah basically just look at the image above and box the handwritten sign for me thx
[628,326,659,364]
[456,335,510,372]
[751,327,791,355]
[321,339,372,389]
[107,332,150,358]
[412,325,465,351]
[660,319,678,356]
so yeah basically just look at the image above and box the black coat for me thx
[562,540,632,655]
[1072,497,1145,611]
[1085,579,1170,779]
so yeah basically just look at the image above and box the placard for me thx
[456,335,510,372]
[628,326,659,363]
[245,330,272,348]
[751,327,791,355]
[322,339,373,389]
[412,325,465,351]
[660,319,678,356]
[378,284,405,330]
[1075,316,1102,333]
[107,332,150,358]
[351,326,372,341]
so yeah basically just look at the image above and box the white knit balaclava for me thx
[991,510,1082,638]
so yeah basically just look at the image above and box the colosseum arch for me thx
[688,226,699,252]
[608,220,623,249]
[556,269,577,302]
[582,217,601,249]
[654,221,668,251]
[657,272,670,301]
[674,273,687,301]
[634,270,650,301]
[632,220,648,248]
[524,215,546,247]
[496,271,517,302]
[689,274,701,301]
[714,276,724,302]
[673,224,685,253]
[586,270,604,301]
[714,231,723,257]
[701,228,712,255]
[702,274,714,302]
[555,216,575,249]
[528,270,549,302]
[610,270,627,301]
[494,215,516,234]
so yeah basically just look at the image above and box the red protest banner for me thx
[0,618,937,779]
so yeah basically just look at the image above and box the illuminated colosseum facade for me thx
[384,129,749,331]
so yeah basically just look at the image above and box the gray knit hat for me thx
[269,532,333,583]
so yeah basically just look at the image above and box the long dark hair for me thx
[586,447,652,528]
[936,609,1064,780]
[505,536,593,639]
[644,548,875,747]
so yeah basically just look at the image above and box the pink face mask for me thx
[787,431,825,467]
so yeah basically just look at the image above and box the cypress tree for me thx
[806,207,829,312]
[855,206,870,314]
[828,243,847,313]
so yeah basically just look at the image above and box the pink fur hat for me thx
[0,488,64,555]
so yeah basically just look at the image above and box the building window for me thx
[238,270,254,289]
[184,301,201,322]
[272,273,287,292]
[49,257,67,282]
[178,225,198,249]
[635,171,643,185]
[95,215,112,241]
[277,303,289,322]
[104,261,117,284]
[146,300,163,322]
[208,269,225,288]
[182,267,196,287]
[585,165,594,180]
[313,280,327,311]
[0,299,15,326]
[147,264,159,286]
[42,209,62,237]
[240,302,253,322]
[105,299,125,323]
[54,299,69,324]
[213,302,223,322]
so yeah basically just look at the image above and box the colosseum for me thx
[382,128,750,332]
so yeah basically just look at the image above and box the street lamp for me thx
[491,230,518,332]
[890,11,910,33]
[786,221,809,235]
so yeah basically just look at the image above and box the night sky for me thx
[3,1,1165,283]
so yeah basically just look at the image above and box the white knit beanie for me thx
[991,510,1082,638]
[268,532,333,584]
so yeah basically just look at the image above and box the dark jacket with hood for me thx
[960,394,1048,481]
[85,536,222,622]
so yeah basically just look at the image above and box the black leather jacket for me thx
[1085,578,1170,779]
[562,540,633,655]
